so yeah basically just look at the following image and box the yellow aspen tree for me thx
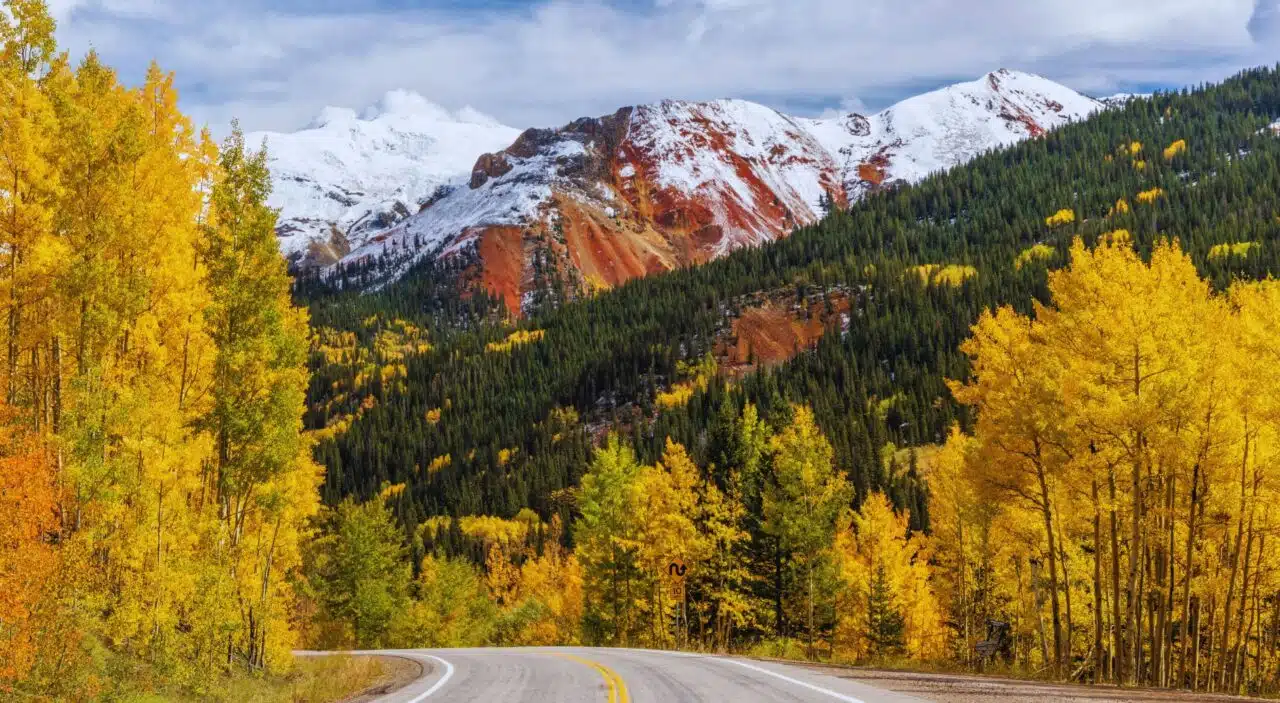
[950,303,1073,676]
[0,0,59,410]
[201,124,321,672]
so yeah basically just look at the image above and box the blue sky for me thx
[49,0,1280,134]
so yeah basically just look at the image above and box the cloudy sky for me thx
[48,0,1280,134]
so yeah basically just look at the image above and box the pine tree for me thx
[867,563,906,657]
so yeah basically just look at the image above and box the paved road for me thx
[325,647,926,703]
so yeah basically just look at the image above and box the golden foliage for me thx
[1163,139,1187,160]
[1045,208,1076,228]
[911,264,978,287]
[656,354,717,410]
[1108,198,1131,217]
[427,454,453,475]
[1136,187,1164,204]
[486,329,547,353]
[943,235,1280,682]
[1015,244,1056,270]
[1208,241,1258,260]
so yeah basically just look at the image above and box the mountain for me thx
[323,70,1101,314]
[342,98,846,312]
[249,91,520,267]
[800,69,1103,199]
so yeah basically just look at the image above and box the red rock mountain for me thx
[325,70,1103,314]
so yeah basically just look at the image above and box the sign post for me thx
[666,559,688,647]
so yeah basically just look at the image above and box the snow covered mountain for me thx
[249,91,520,267]
[800,69,1103,199]
[280,70,1104,312]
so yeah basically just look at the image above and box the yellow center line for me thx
[551,652,631,703]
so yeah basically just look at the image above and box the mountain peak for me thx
[360,90,452,122]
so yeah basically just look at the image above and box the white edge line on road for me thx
[722,658,867,703]
[405,654,454,702]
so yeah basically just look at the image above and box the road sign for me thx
[667,559,687,581]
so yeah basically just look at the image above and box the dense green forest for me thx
[299,65,1280,534]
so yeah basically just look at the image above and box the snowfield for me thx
[249,90,519,260]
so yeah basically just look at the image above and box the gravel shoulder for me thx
[790,663,1273,703]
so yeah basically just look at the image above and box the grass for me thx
[115,654,394,703]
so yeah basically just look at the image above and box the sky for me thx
[47,0,1280,134]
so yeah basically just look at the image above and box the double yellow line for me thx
[552,652,631,703]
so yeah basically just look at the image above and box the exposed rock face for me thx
[309,71,1104,315]
[342,99,846,314]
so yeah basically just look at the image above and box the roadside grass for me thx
[101,653,393,703]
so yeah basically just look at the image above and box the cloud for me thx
[51,0,1280,135]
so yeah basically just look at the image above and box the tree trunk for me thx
[1230,507,1256,692]
[775,538,785,637]
[1192,598,1202,691]
[1036,460,1063,677]
[1110,467,1124,684]
[1128,440,1144,686]
[1162,474,1176,687]
[1220,431,1250,689]
[1093,478,1106,682]
[807,560,815,660]
[1177,462,1202,689]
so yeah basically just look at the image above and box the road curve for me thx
[312,647,927,703]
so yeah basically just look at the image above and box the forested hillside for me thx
[290,65,1280,694]
[302,65,1280,523]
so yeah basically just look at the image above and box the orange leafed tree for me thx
[0,423,58,689]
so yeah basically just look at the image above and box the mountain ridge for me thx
[276,71,1105,308]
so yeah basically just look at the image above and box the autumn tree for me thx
[200,124,320,671]
[0,422,57,689]
[763,405,851,657]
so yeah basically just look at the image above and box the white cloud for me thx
[51,0,1280,135]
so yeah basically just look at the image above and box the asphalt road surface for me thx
[324,647,927,703]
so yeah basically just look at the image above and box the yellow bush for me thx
[1208,242,1258,260]
[910,264,940,284]
[1109,198,1131,217]
[1102,229,1132,246]
[1045,209,1076,228]
[379,482,406,500]
[427,454,452,475]
[1163,139,1187,161]
[1015,244,1055,270]
[656,383,696,410]
[910,264,977,287]
[1129,141,1143,155]
[425,408,442,425]
[933,265,978,287]
[1136,187,1164,205]
[487,329,547,353]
